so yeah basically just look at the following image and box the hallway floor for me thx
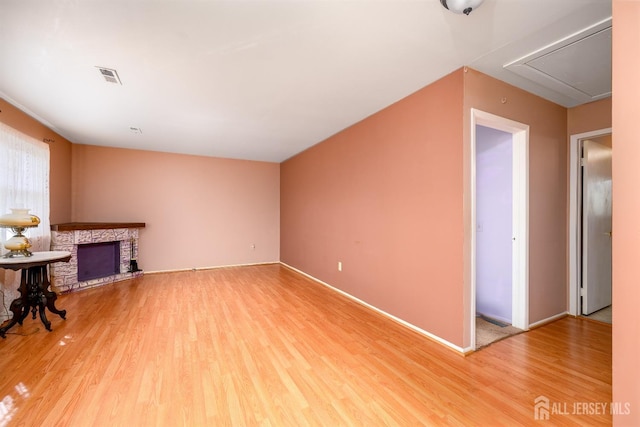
[584,305,612,324]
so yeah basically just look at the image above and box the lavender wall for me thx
[476,125,513,323]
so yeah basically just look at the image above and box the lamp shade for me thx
[0,209,40,257]
[440,0,484,15]
[0,208,40,227]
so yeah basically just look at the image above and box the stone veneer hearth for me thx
[50,223,145,293]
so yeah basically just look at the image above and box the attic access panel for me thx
[504,18,611,105]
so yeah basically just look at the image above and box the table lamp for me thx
[0,208,40,258]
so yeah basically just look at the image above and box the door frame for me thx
[470,109,529,350]
[568,128,612,316]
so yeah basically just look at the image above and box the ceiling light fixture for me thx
[440,0,484,15]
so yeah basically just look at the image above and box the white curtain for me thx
[0,122,51,319]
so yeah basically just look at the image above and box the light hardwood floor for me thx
[0,264,612,426]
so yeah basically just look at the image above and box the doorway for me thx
[470,109,529,350]
[569,129,612,323]
[476,126,513,324]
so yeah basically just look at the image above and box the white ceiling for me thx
[0,0,612,163]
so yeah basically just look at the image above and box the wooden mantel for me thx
[51,222,146,231]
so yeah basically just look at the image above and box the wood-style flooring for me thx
[0,264,612,426]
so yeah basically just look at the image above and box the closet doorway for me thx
[470,109,529,350]
[569,129,613,324]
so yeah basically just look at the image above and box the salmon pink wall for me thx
[281,70,465,347]
[282,67,572,350]
[567,97,611,136]
[463,69,568,341]
[72,144,280,272]
[612,0,640,423]
[0,99,72,224]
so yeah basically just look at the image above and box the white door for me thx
[581,139,612,315]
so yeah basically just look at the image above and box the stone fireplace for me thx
[50,223,145,293]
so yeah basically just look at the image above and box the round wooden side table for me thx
[0,251,71,338]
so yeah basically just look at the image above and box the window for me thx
[0,123,51,317]
[0,122,50,254]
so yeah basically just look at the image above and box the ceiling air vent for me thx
[96,67,122,85]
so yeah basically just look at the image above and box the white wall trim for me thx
[528,311,569,329]
[144,261,280,275]
[568,128,612,316]
[280,262,470,354]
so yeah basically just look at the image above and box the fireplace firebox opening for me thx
[77,241,120,282]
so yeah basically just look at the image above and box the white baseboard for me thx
[528,311,568,329]
[145,261,280,275]
[280,262,467,354]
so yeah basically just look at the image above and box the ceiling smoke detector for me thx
[96,67,122,84]
[440,0,484,15]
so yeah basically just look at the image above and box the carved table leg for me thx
[38,297,52,331]
[17,270,31,325]
[0,297,25,338]
[15,298,29,325]
[32,266,52,330]
[42,267,66,320]
[26,267,50,330]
